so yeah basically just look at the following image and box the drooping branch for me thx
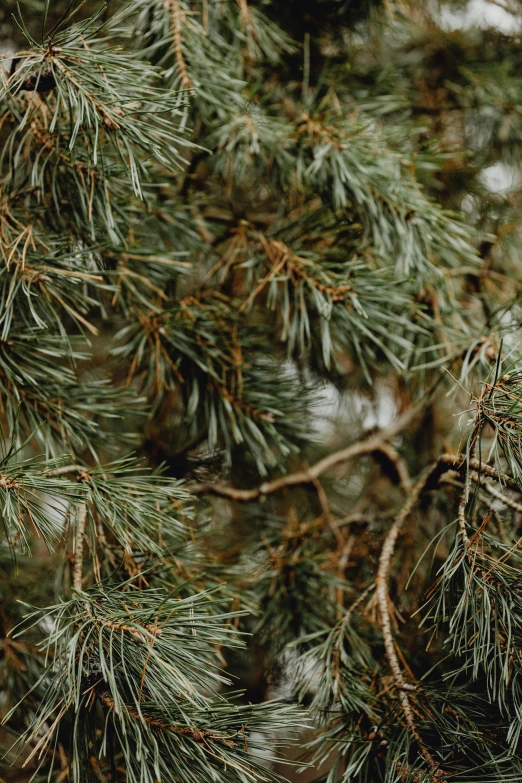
[375,464,445,777]
[369,448,522,776]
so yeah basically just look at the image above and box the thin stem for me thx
[470,470,522,514]
[375,464,444,777]
[336,534,356,618]
[72,502,87,592]
[344,581,375,622]
[441,453,518,489]
[98,692,236,746]
[378,441,412,490]
[457,490,470,545]
[194,406,420,500]
[44,464,87,477]
[169,0,192,90]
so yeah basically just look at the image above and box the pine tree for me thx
[2,1,522,781]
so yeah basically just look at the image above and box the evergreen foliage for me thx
[2,1,522,782]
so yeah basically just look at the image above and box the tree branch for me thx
[370,447,519,774]
[98,691,236,746]
[44,464,89,478]
[441,453,518,489]
[72,502,87,592]
[457,489,470,545]
[469,469,522,514]
[375,463,445,777]
[169,0,193,90]
[193,406,420,500]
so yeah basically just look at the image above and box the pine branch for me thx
[193,405,420,499]
[2,2,522,781]
[470,470,522,514]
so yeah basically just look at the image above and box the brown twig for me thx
[344,581,375,622]
[336,534,356,617]
[457,489,470,545]
[99,692,237,746]
[236,0,254,32]
[44,464,88,478]
[377,441,412,490]
[193,406,420,500]
[441,453,518,489]
[73,502,87,592]
[47,464,91,591]
[85,609,163,644]
[469,469,522,514]
[168,0,193,90]
[375,464,444,777]
[372,452,515,772]
[309,473,344,546]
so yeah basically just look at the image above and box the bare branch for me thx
[44,464,88,478]
[375,464,445,777]
[193,406,420,500]
[72,502,87,592]
[169,0,193,90]
[470,470,522,514]
[457,490,470,545]
[441,453,518,489]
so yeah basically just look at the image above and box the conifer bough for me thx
[2,1,522,782]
